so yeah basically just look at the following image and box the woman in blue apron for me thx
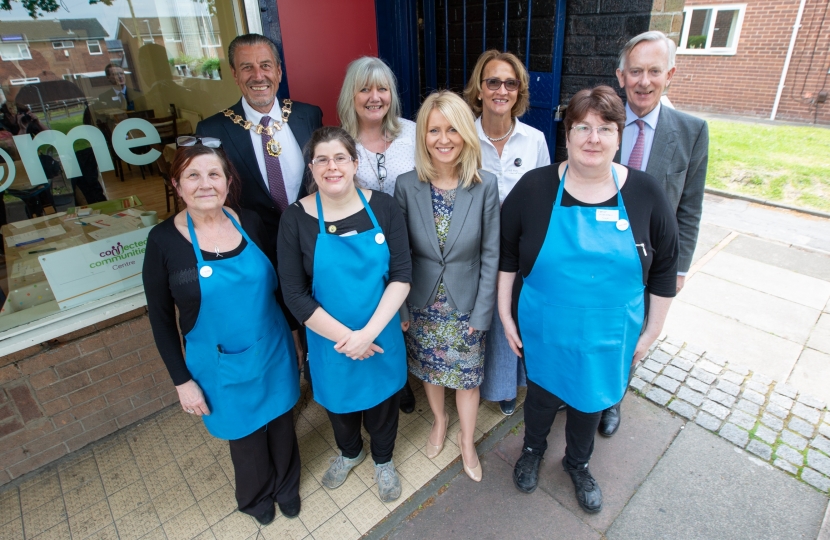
[277,127,411,503]
[143,138,302,525]
[498,87,679,513]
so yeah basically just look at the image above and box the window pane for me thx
[685,9,712,49]
[712,10,739,48]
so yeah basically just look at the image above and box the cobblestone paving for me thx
[634,336,830,494]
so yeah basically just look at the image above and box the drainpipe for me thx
[770,0,807,120]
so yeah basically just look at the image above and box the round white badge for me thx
[616,219,630,231]
[200,266,213,278]
[375,233,385,245]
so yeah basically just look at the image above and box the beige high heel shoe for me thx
[425,412,449,459]
[457,431,482,482]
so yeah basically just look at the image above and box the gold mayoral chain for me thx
[223,99,293,158]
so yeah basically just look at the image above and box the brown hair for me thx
[168,143,241,209]
[303,126,359,194]
[564,86,626,144]
[463,50,530,118]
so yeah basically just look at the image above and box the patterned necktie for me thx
[259,115,289,212]
[627,119,646,171]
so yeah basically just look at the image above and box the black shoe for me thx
[513,447,543,494]
[254,504,276,525]
[399,381,416,414]
[277,496,301,519]
[499,398,517,416]
[598,403,620,437]
[562,457,603,513]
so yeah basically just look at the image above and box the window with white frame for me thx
[0,43,32,61]
[679,4,746,55]
[10,77,40,85]
[87,40,102,55]
[52,40,75,49]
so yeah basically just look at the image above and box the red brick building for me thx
[669,0,830,124]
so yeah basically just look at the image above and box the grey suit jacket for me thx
[394,169,500,330]
[615,106,708,272]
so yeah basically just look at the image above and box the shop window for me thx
[87,40,102,55]
[679,4,746,55]
[0,42,32,61]
[52,40,76,49]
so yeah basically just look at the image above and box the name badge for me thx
[200,266,213,278]
[596,209,619,222]
[375,233,385,244]
[112,96,120,101]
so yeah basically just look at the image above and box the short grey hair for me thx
[228,34,281,69]
[618,31,677,71]
[336,56,402,140]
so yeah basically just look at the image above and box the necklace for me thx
[482,119,514,142]
[223,99,293,157]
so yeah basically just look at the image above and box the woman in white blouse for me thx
[463,50,551,416]
[337,56,418,414]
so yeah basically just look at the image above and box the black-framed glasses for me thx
[482,78,520,92]
[376,153,387,186]
[176,136,222,148]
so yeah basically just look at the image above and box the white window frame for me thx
[87,40,102,55]
[678,4,747,56]
[10,77,40,85]
[52,40,75,49]
[0,42,32,61]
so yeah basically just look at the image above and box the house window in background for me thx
[0,42,32,60]
[679,4,746,55]
[10,77,40,85]
[51,40,75,49]
[87,40,102,54]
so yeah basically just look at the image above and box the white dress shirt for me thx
[241,97,305,204]
[476,117,551,203]
[355,118,416,196]
[620,102,661,171]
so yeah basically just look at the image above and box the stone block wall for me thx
[0,308,176,487]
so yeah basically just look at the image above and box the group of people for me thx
[144,29,707,523]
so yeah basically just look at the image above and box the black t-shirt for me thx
[143,209,285,386]
[277,190,412,324]
[500,163,679,320]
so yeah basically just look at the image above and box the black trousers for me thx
[228,409,301,517]
[71,148,107,204]
[326,391,401,465]
[523,379,602,468]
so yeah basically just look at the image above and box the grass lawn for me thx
[708,119,830,212]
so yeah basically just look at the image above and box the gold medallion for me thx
[267,139,282,157]
[328,225,337,233]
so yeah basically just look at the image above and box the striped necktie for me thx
[260,116,289,212]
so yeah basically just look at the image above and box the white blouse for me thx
[476,117,551,203]
[355,118,417,196]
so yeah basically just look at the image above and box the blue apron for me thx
[184,210,299,440]
[306,189,406,414]
[518,166,645,413]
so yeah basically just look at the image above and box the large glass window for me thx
[0,0,251,345]
[679,4,747,55]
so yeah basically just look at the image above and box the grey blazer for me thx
[615,105,709,272]
[394,169,500,331]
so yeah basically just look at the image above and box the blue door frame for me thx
[376,0,567,156]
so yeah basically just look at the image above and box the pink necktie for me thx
[628,119,646,171]
[260,116,289,212]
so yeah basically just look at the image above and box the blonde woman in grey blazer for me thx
[394,91,500,482]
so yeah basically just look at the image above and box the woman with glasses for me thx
[503,87,678,513]
[277,127,411,503]
[462,51,550,416]
[394,91,499,482]
[143,136,302,524]
[336,56,419,414]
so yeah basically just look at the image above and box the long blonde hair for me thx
[415,91,482,189]
[337,56,402,140]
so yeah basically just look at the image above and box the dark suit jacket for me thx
[196,98,323,248]
[615,105,708,272]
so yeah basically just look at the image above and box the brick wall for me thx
[670,0,830,124]
[0,308,177,487]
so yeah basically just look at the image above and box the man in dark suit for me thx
[196,34,322,250]
[599,31,709,437]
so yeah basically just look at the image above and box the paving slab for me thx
[808,313,830,355]
[493,394,683,533]
[386,452,600,540]
[679,273,821,344]
[723,234,830,282]
[606,423,829,540]
[691,223,732,266]
[663,301,803,382]
[787,348,830,405]
[700,251,830,310]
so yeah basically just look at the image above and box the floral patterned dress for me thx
[405,184,485,390]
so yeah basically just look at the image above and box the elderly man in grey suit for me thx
[599,30,709,437]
